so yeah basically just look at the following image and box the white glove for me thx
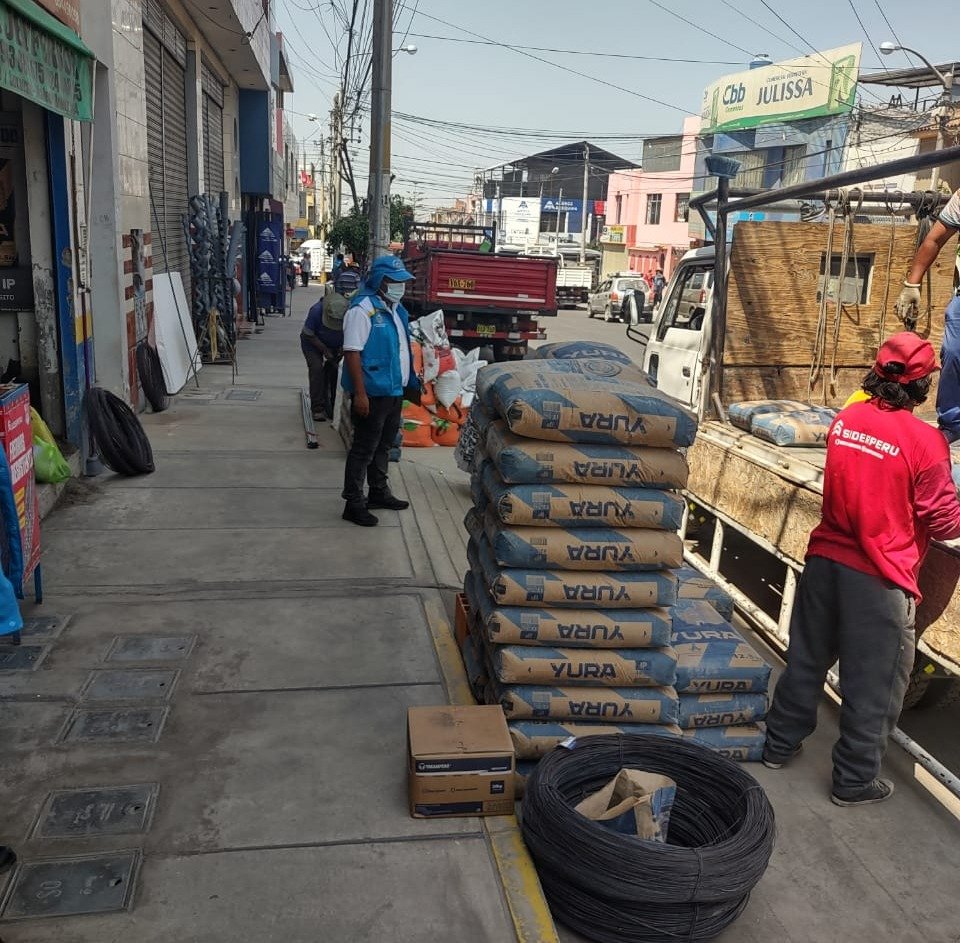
[895,281,922,318]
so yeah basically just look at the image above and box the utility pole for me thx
[329,94,342,222]
[367,0,392,260]
[580,144,590,263]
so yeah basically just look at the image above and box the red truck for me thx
[402,223,557,360]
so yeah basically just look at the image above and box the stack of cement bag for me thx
[460,354,699,778]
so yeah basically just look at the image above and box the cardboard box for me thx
[408,705,515,818]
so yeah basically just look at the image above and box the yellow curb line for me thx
[423,594,559,943]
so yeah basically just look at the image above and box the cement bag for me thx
[485,421,689,489]
[531,340,636,366]
[677,692,768,730]
[477,359,698,447]
[469,468,489,514]
[492,680,680,724]
[508,720,682,760]
[455,407,485,473]
[481,461,684,530]
[727,399,806,432]
[482,509,683,571]
[683,724,765,762]
[671,603,771,694]
[492,644,678,688]
[575,769,676,842]
[750,406,836,447]
[675,566,734,621]
[465,573,672,648]
[435,369,461,408]
[468,534,679,609]
[459,629,487,703]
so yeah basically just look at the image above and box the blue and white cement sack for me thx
[485,421,690,488]
[529,340,637,366]
[467,535,679,609]
[750,405,837,447]
[465,571,673,648]
[683,724,765,762]
[508,720,682,760]
[727,399,807,432]
[470,466,489,514]
[492,680,680,724]
[671,601,771,694]
[492,644,678,688]
[481,461,684,530]
[482,509,683,571]
[677,692,768,729]
[674,566,735,620]
[477,359,698,447]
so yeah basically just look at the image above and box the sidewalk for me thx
[0,285,520,941]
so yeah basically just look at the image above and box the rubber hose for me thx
[84,387,155,476]
[135,342,170,413]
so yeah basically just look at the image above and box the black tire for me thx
[135,343,170,412]
[84,387,155,476]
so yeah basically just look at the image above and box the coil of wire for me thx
[84,387,155,476]
[521,733,776,943]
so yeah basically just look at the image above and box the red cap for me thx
[873,332,939,384]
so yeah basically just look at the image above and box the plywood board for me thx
[153,272,201,394]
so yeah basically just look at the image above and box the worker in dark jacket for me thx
[764,333,960,806]
[340,256,419,526]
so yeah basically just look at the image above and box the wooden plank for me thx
[725,221,956,405]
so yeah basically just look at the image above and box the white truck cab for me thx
[642,246,716,413]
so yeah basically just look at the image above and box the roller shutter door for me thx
[142,3,190,298]
[202,61,225,195]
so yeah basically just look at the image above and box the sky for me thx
[274,0,960,208]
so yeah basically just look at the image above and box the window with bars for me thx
[646,193,662,225]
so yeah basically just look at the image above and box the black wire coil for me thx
[84,387,155,476]
[521,734,776,943]
[135,342,170,413]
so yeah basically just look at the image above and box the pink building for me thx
[601,116,701,282]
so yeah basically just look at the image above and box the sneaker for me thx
[342,505,379,527]
[367,492,410,511]
[831,778,895,807]
[761,743,803,770]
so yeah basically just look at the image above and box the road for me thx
[537,304,960,777]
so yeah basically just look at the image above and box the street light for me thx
[394,43,418,55]
[880,41,955,191]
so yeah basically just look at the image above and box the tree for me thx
[326,196,414,269]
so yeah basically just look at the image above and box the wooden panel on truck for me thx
[687,426,960,667]
[725,221,957,408]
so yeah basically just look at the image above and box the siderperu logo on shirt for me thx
[831,418,901,459]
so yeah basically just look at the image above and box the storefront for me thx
[0,0,94,447]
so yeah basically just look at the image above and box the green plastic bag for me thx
[33,440,70,484]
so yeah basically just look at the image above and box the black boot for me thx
[367,491,409,511]
[342,503,379,527]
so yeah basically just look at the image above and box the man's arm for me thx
[343,351,369,417]
[915,458,960,542]
[907,220,957,285]
[305,334,333,358]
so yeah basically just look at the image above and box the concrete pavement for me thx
[0,285,517,941]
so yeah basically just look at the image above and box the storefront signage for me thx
[34,0,79,34]
[701,43,861,134]
[601,225,627,244]
[0,0,94,121]
[0,266,33,310]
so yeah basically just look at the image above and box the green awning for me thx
[0,0,94,122]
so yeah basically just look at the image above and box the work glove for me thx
[895,281,922,321]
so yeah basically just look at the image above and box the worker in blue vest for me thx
[341,255,420,526]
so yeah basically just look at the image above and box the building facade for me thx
[601,116,700,280]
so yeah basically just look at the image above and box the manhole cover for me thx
[21,615,69,639]
[224,388,262,401]
[81,669,179,703]
[106,635,196,663]
[0,645,46,671]
[59,708,168,744]
[33,785,158,838]
[0,850,140,920]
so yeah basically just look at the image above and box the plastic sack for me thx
[33,441,71,484]
[412,310,450,349]
[30,407,57,446]
[402,418,434,448]
[411,339,424,378]
[422,344,440,383]
[420,382,436,408]
[575,769,676,842]
[402,400,432,424]
[437,348,457,376]
[435,369,461,407]
[430,419,460,447]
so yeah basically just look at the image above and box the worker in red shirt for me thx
[763,333,960,806]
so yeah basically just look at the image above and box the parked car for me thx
[677,268,713,323]
[587,274,649,322]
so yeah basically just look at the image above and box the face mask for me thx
[383,283,406,303]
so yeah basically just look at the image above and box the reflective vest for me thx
[342,295,414,397]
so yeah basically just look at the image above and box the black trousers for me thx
[342,395,402,508]
[764,556,915,796]
[302,344,339,416]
